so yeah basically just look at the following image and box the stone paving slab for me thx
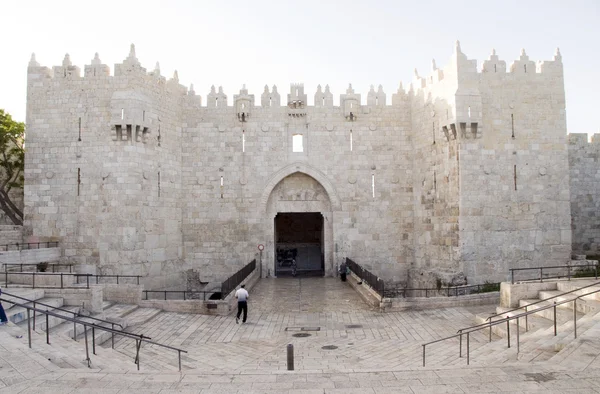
[2,277,600,392]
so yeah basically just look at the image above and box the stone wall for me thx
[24,42,573,288]
[0,225,22,245]
[569,133,600,256]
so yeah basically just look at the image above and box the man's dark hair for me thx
[241,284,245,288]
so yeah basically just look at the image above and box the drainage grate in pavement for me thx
[292,333,312,338]
[321,345,338,350]
[345,324,363,329]
[285,327,321,332]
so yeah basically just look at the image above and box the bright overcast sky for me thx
[1,0,598,137]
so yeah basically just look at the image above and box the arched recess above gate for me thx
[260,162,341,213]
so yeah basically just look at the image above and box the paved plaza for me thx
[2,278,600,393]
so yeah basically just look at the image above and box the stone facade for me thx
[569,134,600,256]
[24,42,587,289]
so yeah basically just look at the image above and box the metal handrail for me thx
[0,242,59,251]
[0,296,188,371]
[143,290,217,301]
[3,262,74,273]
[423,284,600,367]
[2,290,124,330]
[510,262,598,284]
[3,272,143,289]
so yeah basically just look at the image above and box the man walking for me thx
[235,284,249,324]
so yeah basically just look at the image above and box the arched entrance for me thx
[262,164,339,278]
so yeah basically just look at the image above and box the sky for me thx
[1,0,598,137]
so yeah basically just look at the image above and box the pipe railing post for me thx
[540,267,543,282]
[506,316,511,348]
[422,344,426,367]
[32,301,36,330]
[459,332,462,358]
[84,325,91,368]
[74,320,77,341]
[46,313,50,344]
[511,269,514,284]
[27,309,32,348]
[489,320,492,342]
[574,299,578,339]
[525,306,529,332]
[135,339,142,370]
[92,327,96,355]
[568,265,571,281]
[553,301,557,336]
[516,317,520,354]
[178,350,182,372]
[467,332,470,365]
[111,323,115,349]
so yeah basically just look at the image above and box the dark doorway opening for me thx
[275,212,324,277]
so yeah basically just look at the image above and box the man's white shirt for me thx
[235,288,249,301]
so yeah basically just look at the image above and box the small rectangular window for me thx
[292,134,303,152]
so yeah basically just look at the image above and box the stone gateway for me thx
[23,42,600,289]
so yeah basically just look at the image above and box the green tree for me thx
[0,109,24,225]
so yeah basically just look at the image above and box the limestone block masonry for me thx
[569,133,600,256]
[24,42,589,288]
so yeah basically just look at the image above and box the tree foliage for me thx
[0,109,24,225]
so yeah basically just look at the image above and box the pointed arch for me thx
[260,162,341,212]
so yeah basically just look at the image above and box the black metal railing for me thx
[3,262,74,273]
[221,259,256,299]
[142,290,218,301]
[0,296,187,371]
[345,258,385,297]
[0,242,59,251]
[509,262,599,284]
[77,274,142,286]
[3,272,142,289]
[383,283,500,298]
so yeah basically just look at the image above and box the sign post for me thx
[257,244,264,278]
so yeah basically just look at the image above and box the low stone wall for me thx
[346,272,383,308]
[6,272,76,287]
[138,268,260,316]
[44,287,103,313]
[381,292,499,312]
[500,281,558,308]
[102,284,143,304]
[0,247,60,265]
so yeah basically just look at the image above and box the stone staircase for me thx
[437,279,600,366]
[1,286,170,372]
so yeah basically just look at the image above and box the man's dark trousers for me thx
[237,301,247,323]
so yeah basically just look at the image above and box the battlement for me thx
[410,41,563,97]
[569,133,600,147]
[27,42,564,111]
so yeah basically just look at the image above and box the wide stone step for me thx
[7,297,66,324]
[16,305,80,332]
[1,288,46,308]
[556,280,600,299]
[518,299,583,322]
[538,290,600,314]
